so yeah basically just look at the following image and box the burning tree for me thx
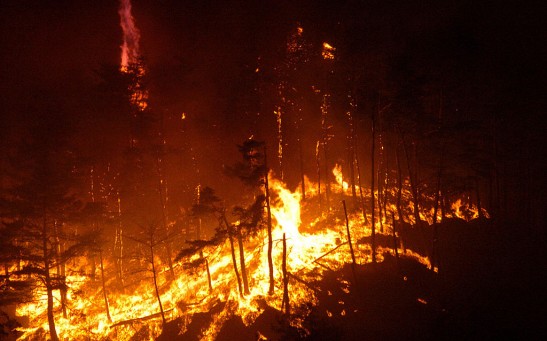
[226,139,275,294]
[0,112,92,341]
[123,222,172,326]
[7,0,538,338]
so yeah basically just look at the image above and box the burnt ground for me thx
[158,218,546,340]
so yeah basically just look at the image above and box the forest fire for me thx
[10,164,484,340]
[1,0,543,340]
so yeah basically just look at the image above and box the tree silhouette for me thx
[226,139,275,294]
[0,111,91,341]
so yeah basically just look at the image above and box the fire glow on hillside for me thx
[9,0,545,339]
[14,164,484,340]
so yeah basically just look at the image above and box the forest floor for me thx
[158,218,546,340]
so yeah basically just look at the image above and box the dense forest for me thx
[1,0,544,340]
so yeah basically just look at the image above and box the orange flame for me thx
[119,0,141,69]
[15,166,489,339]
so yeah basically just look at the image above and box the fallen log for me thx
[110,308,174,328]
[288,273,320,293]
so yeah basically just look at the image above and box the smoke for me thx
[118,0,141,68]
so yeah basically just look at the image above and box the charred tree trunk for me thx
[347,108,358,210]
[401,132,421,225]
[441,195,448,222]
[197,214,211,290]
[115,193,124,289]
[237,227,250,295]
[99,250,112,323]
[149,240,166,326]
[383,150,389,227]
[229,231,243,297]
[43,212,59,341]
[157,176,175,280]
[432,146,444,271]
[391,212,400,268]
[323,142,331,215]
[263,146,275,295]
[349,148,357,210]
[355,152,368,224]
[298,138,306,201]
[475,177,483,219]
[370,114,376,263]
[391,211,399,262]
[395,139,405,224]
[377,141,384,234]
[322,95,331,215]
[433,150,444,225]
[223,215,243,297]
[205,257,213,293]
[343,200,357,284]
[433,92,444,225]
[53,221,67,319]
[281,233,290,316]
[316,141,322,212]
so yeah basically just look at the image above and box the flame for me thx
[332,164,349,192]
[119,0,141,69]
[9,6,490,338]
[322,42,335,60]
[118,0,148,112]
[14,166,488,340]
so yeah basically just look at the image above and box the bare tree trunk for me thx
[157,177,174,280]
[53,220,67,319]
[432,146,444,271]
[149,241,166,326]
[391,212,399,268]
[355,152,368,224]
[377,143,384,234]
[401,132,421,225]
[223,215,243,297]
[281,233,290,316]
[383,149,389,227]
[263,146,275,295]
[441,195,448,222]
[115,192,124,289]
[434,91,444,226]
[370,114,376,263]
[237,227,250,295]
[349,146,357,210]
[205,257,213,293]
[99,250,112,323]
[324,142,331,215]
[475,177,483,219]
[395,139,405,224]
[229,232,243,297]
[322,95,331,215]
[433,150,444,225]
[43,212,59,341]
[343,200,357,284]
[316,141,322,212]
[275,106,284,181]
[298,138,306,201]
[347,109,358,210]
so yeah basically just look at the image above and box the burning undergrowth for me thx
[7,165,485,340]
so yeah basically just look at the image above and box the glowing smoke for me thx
[119,0,141,69]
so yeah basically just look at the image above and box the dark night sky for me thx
[1,0,543,123]
[1,0,545,202]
